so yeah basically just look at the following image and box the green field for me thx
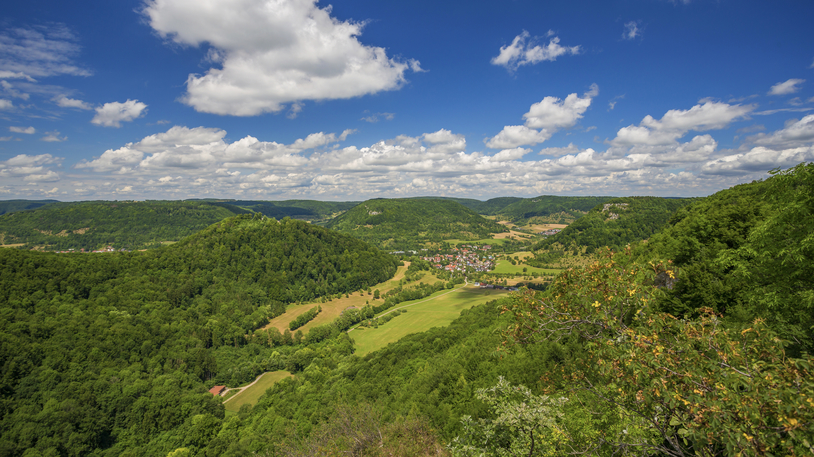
[445,238,509,246]
[350,285,510,356]
[223,371,293,413]
[490,260,559,275]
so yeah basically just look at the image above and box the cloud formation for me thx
[143,0,420,116]
[91,100,148,127]
[491,30,580,71]
[768,79,805,95]
[9,126,35,134]
[0,25,91,78]
[54,95,93,110]
[486,85,598,149]
[622,21,640,40]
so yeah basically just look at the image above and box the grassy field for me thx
[445,238,509,246]
[350,284,510,356]
[262,263,441,334]
[223,371,293,413]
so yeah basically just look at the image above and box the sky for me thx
[0,0,813,202]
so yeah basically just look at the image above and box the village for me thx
[420,244,495,273]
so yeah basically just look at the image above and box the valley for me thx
[1,174,812,456]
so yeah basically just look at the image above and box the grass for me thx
[223,370,293,413]
[445,238,508,246]
[262,263,440,334]
[350,284,510,356]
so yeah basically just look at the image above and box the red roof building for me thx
[209,385,226,396]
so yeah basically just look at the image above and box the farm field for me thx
[350,284,510,356]
[262,262,440,334]
[224,370,294,413]
[445,237,509,246]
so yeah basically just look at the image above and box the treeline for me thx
[288,306,322,330]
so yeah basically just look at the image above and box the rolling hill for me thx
[326,198,507,249]
[495,195,613,223]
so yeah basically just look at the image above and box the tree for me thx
[505,248,814,456]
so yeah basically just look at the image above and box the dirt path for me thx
[222,372,267,404]
[347,279,468,333]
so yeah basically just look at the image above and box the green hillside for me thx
[226,199,358,222]
[326,198,507,249]
[407,196,523,215]
[0,214,399,455]
[496,195,613,223]
[535,196,694,252]
[0,199,59,216]
[0,200,251,250]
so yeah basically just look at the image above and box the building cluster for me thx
[56,246,129,254]
[421,245,494,272]
[538,228,562,236]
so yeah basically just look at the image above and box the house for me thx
[209,385,226,396]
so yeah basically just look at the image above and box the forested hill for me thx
[0,200,250,250]
[326,198,507,249]
[535,196,694,252]
[635,163,814,354]
[495,195,613,223]
[0,199,59,216]
[218,199,358,223]
[406,196,523,215]
[0,214,399,455]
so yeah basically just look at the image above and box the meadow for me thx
[223,371,294,413]
[349,284,510,356]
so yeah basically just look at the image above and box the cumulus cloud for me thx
[91,100,148,127]
[611,101,754,147]
[622,21,641,40]
[0,154,61,182]
[0,99,12,110]
[491,30,580,71]
[54,95,93,110]
[41,130,67,142]
[768,79,805,95]
[9,126,35,134]
[749,114,814,149]
[0,25,91,78]
[143,0,420,116]
[486,86,598,149]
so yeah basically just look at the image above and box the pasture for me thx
[350,284,510,356]
[223,370,293,413]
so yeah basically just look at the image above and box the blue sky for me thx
[0,0,812,201]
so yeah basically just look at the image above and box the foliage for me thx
[327,198,507,249]
[450,377,568,457]
[0,199,58,216]
[535,196,693,253]
[639,163,814,353]
[289,306,322,331]
[505,249,814,456]
[496,196,612,223]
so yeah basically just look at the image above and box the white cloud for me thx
[41,130,66,142]
[75,147,145,173]
[485,125,552,149]
[612,101,754,146]
[622,21,640,40]
[0,99,12,110]
[702,146,814,175]
[54,95,93,110]
[768,78,805,95]
[1,81,29,100]
[0,136,14,141]
[361,112,395,123]
[0,70,36,81]
[0,154,61,183]
[492,147,531,162]
[749,114,814,148]
[143,0,419,116]
[0,25,91,78]
[524,84,598,130]
[9,126,35,134]
[91,100,148,127]
[492,30,580,71]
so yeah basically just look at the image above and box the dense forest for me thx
[0,199,362,251]
[0,215,399,455]
[326,198,507,249]
[1,165,813,456]
[495,195,612,223]
[534,196,694,253]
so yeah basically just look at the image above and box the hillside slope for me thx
[496,195,613,223]
[327,198,507,249]
[0,214,399,455]
[536,196,694,252]
[0,200,252,250]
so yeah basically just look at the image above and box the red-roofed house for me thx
[209,385,226,396]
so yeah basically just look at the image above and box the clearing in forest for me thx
[262,262,441,334]
[223,370,294,413]
[350,284,510,356]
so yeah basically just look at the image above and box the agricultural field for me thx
[223,371,294,413]
[350,284,510,356]
[490,259,559,275]
[262,262,440,334]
